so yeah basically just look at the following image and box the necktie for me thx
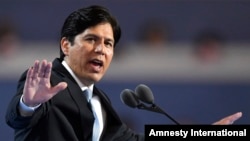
[84,89,103,141]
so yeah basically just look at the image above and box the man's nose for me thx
[94,44,105,54]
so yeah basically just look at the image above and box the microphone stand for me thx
[137,103,180,125]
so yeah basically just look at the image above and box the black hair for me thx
[59,5,121,59]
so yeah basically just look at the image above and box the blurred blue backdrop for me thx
[1,0,250,140]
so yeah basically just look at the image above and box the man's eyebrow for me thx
[85,33,114,43]
[84,34,97,38]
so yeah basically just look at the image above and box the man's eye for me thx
[87,38,95,41]
[86,38,96,44]
[105,42,113,48]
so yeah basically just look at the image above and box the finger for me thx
[50,82,68,95]
[38,60,48,78]
[213,112,242,125]
[32,60,40,79]
[44,61,52,78]
[25,66,34,85]
[24,61,38,89]
[227,112,242,124]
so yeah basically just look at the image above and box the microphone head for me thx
[120,89,139,108]
[135,84,154,104]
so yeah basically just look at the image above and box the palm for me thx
[22,60,67,107]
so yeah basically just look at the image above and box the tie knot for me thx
[83,89,92,102]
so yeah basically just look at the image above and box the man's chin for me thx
[90,74,103,83]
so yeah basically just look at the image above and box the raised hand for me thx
[212,112,242,125]
[22,60,67,107]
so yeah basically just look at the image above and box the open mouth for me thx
[89,59,103,72]
[91,59,103,66]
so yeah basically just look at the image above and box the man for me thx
[5,5,242,141]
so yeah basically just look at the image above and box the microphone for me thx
[135,84,154,104]
[120,89,140,108]
[120,84,180,125]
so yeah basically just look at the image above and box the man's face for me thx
[61,22,115,86]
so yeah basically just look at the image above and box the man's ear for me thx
[61,37,70,56]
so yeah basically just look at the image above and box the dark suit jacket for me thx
[6,58,144,141]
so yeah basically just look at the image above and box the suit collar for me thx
[52,58,75,82]
[52,58,94,139]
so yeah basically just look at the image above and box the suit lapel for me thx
[93,87,123,140]
[93,87,121,121]
[52,58,94,140]
[66,77,95,139]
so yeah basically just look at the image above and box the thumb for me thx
[51,82,68,95]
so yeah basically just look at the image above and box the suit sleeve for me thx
[5,70,45,129]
